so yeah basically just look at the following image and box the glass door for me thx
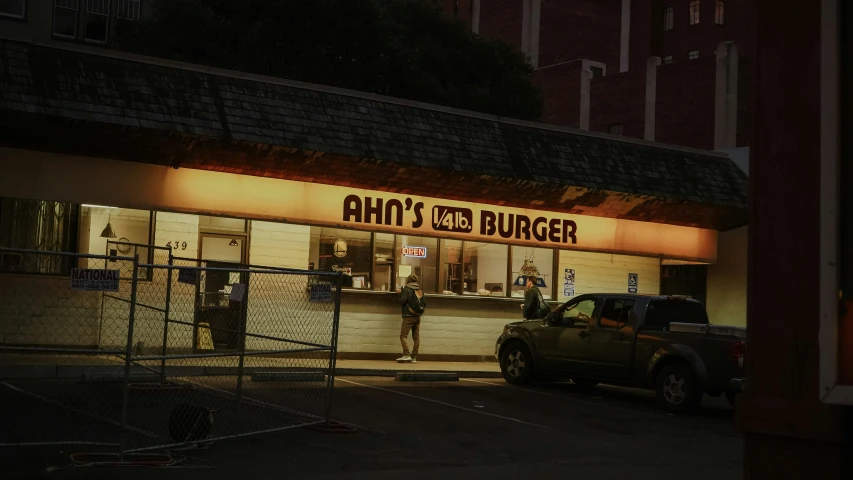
[196,234,246,352]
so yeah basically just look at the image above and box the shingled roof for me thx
[0,39,748,230]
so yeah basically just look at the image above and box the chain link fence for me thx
[0,246,342,455]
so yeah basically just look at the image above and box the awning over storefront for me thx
[0,39,747,231]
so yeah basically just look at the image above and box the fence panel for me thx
[123,262,342,453]
[0,247,138,448]
[0,247,342,454]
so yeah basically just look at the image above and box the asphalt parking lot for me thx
[1,376,742,479]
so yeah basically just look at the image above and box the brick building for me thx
[434,0,753,150]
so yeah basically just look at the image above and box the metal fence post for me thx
[234,270,250,432]
[118,254,140,458]
[159,254,174,384]
[325,273,343,424]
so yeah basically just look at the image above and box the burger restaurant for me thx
[0,40,748,360]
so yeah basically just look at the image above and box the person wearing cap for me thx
[521,275,551,320]
[398,273,426,363]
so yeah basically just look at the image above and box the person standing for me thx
[398,274,426,363]
[522,275,551,320]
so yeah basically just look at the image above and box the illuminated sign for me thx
[401,246,427,258]
[0,152,719,263]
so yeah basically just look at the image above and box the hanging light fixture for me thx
[99,215,117,239]
[229,239,239,246]
[512,254,547,288]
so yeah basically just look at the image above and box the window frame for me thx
[607,123,624,135]
[116,0,141,21]
[0,197,78,276]
[715,0,725,25]
[688,49,700,60]
[0,0,27,20]
[558,295,601,329]
[662,6,674,32]
[597,298,636,329]
[52,0,79,39]
[84,0,110,44]
[688,0,700,25]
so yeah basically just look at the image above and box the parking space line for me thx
[460,379,660,418]
[0,381,164,440]
[336,378,550,429]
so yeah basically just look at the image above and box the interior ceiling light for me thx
[229,239,239,246]
[100,215,117,239]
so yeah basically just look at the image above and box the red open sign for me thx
[401,246,427,258]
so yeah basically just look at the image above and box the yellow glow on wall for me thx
[0,148,718,262]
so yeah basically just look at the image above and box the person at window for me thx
[398,274,426,363]
[521,276,550,320]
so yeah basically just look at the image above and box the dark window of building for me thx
[607,124,624,135]
[663,55,673,64]
[688,49,699,60]
[663,6,674,31]
[660,264,708,305]
[116,0,140,20]
[645,299,709,329]
[53,0,79,38]
[0,0,26,19]
[715,0,725,25]
[590,66,604,78]
[84,0,109,43]
[689,0,700,25]
[0,198,78,275]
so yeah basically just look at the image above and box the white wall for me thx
[249,221,311,269]
[706,226,747,326]
[557,250,661,302]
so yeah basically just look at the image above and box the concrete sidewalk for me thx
[0,355,501,380]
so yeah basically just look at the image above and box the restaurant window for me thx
[715,0,725,25]
[53,0,79,38]
[310,227,372,289]
[116,0,140,20]
[84,0,109,43]
[0,197,77,275]
[688,0,700,25]
[79,205,154,278]
[373,233,395,292]
[0,0,26,19]
[440,240,508,296]
[510,246,554,300]
[199,216,247,233]
[607,123,624,135]
[662,6,674,32]
[396,235,438,294]
[688,49,699,60]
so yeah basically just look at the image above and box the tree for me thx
[114,0,542,120]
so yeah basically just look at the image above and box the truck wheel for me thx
[655,364,702,413]
[500,342,533,385]
[572,378,599,389]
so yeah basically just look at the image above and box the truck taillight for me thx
[732,341,745,369]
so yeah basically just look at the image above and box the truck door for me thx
[585,298,637,379]
[540,296,600,372]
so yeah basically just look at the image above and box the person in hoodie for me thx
[397,273,426,363]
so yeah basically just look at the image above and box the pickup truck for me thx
[495,294,745,413]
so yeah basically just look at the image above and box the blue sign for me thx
[178,268,197,285]
[628,273,638,294]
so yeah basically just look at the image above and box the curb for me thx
[395,372,459,382]
[0,364,503,380]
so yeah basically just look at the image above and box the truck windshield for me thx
[645,300,709,328]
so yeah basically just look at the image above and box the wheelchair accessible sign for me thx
[628,273,638,294]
